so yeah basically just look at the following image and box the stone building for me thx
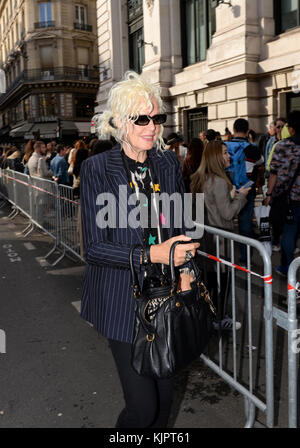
[0,0,99,143]
[95,0,300,140]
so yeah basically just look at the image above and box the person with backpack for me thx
[225,118,263,263]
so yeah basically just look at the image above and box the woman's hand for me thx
[150,235,200,266]
[178,273,194,291]
[239,186,251,196]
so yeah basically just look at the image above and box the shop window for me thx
[74,95,94,118]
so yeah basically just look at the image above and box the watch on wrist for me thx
[266,193,272,197]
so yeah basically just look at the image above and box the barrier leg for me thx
[244,397,256,428]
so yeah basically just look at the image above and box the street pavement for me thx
[0,200,298,429]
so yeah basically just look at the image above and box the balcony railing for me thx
[74,22,92,32]
[0,67,99,105]
[34,21,55,29]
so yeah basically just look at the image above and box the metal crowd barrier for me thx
[0,168,83,265]
[194,222,274,428]
[57,184,83,264]
[272,257,300,428]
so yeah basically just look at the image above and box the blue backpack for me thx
[225,140,250,189]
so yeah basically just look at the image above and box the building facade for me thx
[95,0,300,140]
[0,0,99,143]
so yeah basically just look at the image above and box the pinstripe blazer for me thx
[80,144,188,343]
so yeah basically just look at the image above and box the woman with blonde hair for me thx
[191,140,250,330]
[80,71,199,428]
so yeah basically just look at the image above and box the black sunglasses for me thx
[131,114,167,126]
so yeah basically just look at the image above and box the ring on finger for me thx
[185,250,193,262]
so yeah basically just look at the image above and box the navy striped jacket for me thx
[80,144,189,343]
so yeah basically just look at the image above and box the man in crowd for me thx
[258,121,275,167]
[166,131,186,164]
[50,144,69,185]
[27,140,53,179]
[225,118,263,263]
[265,111,300,277]
[264,117,286,176]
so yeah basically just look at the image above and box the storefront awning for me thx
[10,123,34,138]
[0,125,11,137]
[75,121,91,136]
[24,123,58,140]
[61,121,78,136]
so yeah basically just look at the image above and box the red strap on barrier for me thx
[197,249,272,284]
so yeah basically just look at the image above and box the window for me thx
[39,93,57,117]
[127,0,144,74]
[274,0,300,34]
[75,4,87,25]
[74,95,94,118]
[287,91,300,113]
[181,0,216,67]
[40,2,52,24]
[187,107,208,141]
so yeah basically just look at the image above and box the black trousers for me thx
[108,339,174,428]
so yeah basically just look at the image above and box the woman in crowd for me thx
[22,140,35,174]
[182,137,204,192]
[72,145,88,199]
[190,140,250,329]
[80,71,199,428]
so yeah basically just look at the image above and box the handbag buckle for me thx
[146,334,155,342]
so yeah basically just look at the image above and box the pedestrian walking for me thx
[80,70,199,428]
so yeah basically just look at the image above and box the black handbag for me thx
[129,240,216,379]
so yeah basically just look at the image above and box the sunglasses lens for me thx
[153,114,167,125]
[134,115,150,126]
[133,114,167,126]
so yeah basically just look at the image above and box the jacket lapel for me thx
[149,149,175,195]
[105,146,143,244]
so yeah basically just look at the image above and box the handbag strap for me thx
[129,244,143,298]
[129,240,201,297]
[169,240,201,293]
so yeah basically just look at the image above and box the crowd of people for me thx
[0,110,299,278]
[0,137,114,199]
[165,111,300,283]
[0,111,299,280]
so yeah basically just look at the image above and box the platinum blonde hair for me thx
[97,71,165,151]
